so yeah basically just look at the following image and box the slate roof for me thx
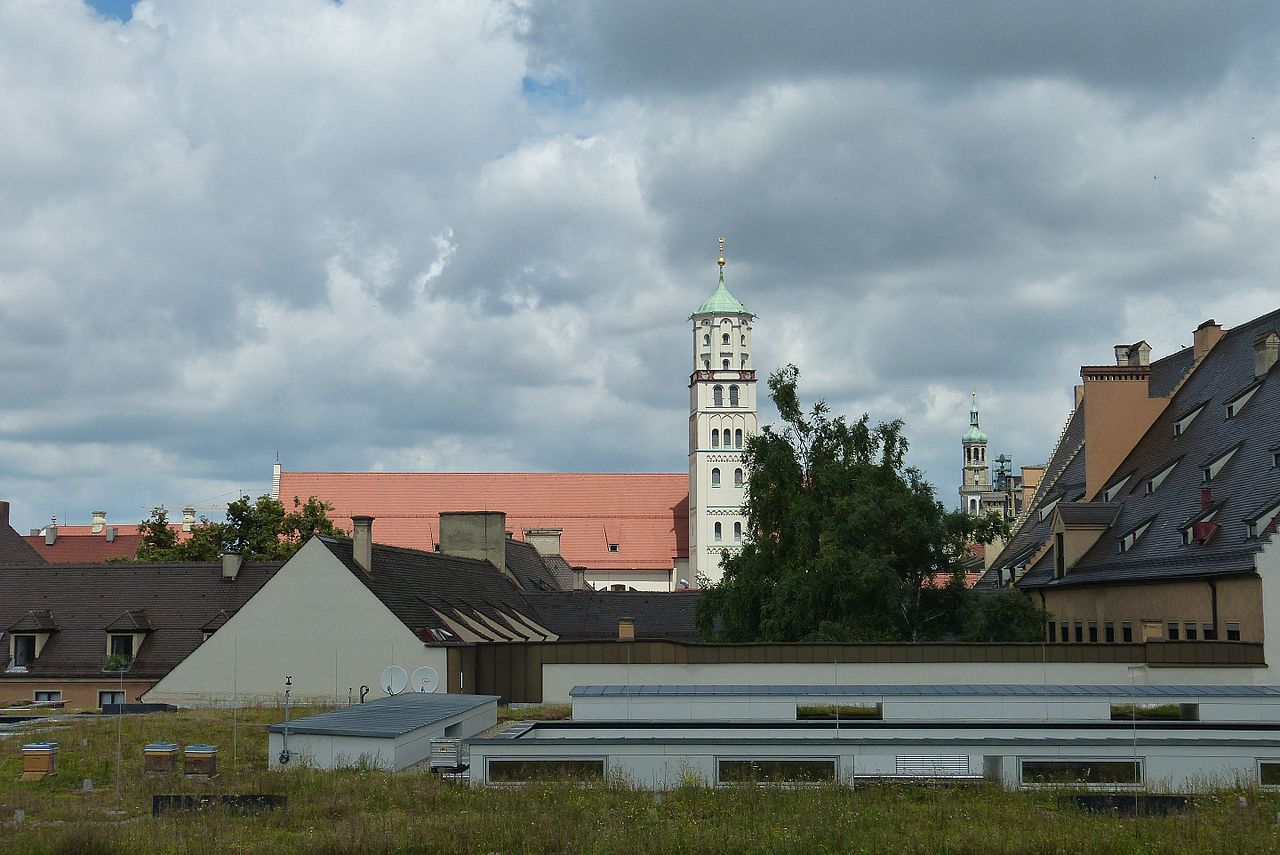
[522,591,701,641]
[319,537,557,642]
[0,502,45,566]
[276,472,689,574]
[1055,503,1121,527]
[0,561,279,679]
[504,537,567,592]
[1020,308,1280,590]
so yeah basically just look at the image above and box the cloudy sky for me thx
[3,0,1280,532]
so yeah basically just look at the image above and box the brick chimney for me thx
[1079,358,1169,501]
[1255,331,1279,378]
[351,515,374,575]
[1194,319,1224,363]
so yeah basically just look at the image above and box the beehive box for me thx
[144,742,179,775]
[183,744,218,777]
[21,742,57,780]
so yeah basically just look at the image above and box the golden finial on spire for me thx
[717,236,726,269]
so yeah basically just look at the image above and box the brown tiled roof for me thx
[278,472,688,574]
[0,561,279,679]
[104,609,156,632]
[23,532,144,563]
[0,503,45,566]
[7,610,58,632]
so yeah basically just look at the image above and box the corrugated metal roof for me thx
[267,692,500,738]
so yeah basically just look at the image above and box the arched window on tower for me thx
[965,447,971,463]
[722,359,730,369]
[735,429,743,448]
[703,334,710,347]
[711,468,721,487]
[729,386,739,406]
[714,522,722,541]
[703,359,710,369]
[734,521,742,541]
[734,468,744,487]
[721,332,730,345]
[711,429,720,448]
[713,385,723,406]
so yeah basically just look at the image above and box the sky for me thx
[3,0,1280,532]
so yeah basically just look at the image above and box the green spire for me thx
[692,237,752,317]
[963,390,988,443]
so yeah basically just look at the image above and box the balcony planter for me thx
[102,654,132,673]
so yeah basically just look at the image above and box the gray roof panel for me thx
[267,692,500,738]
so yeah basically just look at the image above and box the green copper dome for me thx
[693,272,752,317]
[963,392,987,443]
[963,425,988,443]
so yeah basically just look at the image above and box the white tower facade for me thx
[688,241,758,585]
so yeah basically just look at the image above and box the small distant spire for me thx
[717,236,726,271]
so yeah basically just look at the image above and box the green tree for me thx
[133,495,347,562]
[695,365,1046,643]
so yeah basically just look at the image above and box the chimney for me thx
[221,550,243,581]
[572,567,586,592]
[1113,341,1151,368]
[105,527,117,543]
[524,527,563,556]
[617,617,636,641]
[1255,331,1279,378]
[1193,319,1224,362]
[0,500,8,529]
[1079,354,1170,500]
[181,507,196,533]
[1074,384,1085,409]
[1201,488,1213,510]
[91,511,106,534]
[44,520,57,546]
[439,512,512,582]
[350,515,374,575]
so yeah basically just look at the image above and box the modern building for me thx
[687,242,758,585]
[980,311,1280,655]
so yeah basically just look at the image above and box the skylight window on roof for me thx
[1225,382,1261,418]
[1146,460,1178,494]
[1117,520,1152,554]
[1246,500,1280,540]
[1202,446,1240,483]
[1173,404,1205,436]
[1103,474,1133,503]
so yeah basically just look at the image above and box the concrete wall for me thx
[144,538,448,705]
[439,512,508,579]
[1040,575,1264,643]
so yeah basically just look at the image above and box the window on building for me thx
[741,335,746,346]
[1203,623,1217,641]
[713,385,723,406]
[1073,621,1083,643]
[714,522,722,541]
[703,334,710,347]
[733,522,742,541]
[703,359,710,369]
[1117,520,1152,554]
[1059,623,1068,643]
[1261,762,1280,788]
[98,691,125,708]
[722,359,730,369]
[1227,621,1241,641]
[11,634,36,669]
[1146,459,1178,494]
[1273,448,1280,469]
[718,758,836,784]
[1201,445,1240,482]
[1054,532,1066,578]
[607,543,619,553]
[109,634,134,659]
[722,333,730,345]
[729,385,740,406]
[488,759,605,783]
[1104,621,1115,643]
[735,429,743,448]
[711,468,721,487]
[1184,622,1198,641]
[711,429,720,448]
[1246,500,1280,540]
[1020,759,1141,786]
[734,468,744,487]
[1173,403,1205,436]
[1166,622,1180,640]
[1103,473,1133,503]
[1088,622,1098,643]
[33,690,61,703]
[1225,381,1261,418]
[1122,622,1133,643]
[1038,496,1062,523]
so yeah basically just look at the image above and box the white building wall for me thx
[144,538,449,705]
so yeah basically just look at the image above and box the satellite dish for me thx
[379,665,409,695]
[410,666,441,694]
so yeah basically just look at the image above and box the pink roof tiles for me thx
[277,472,689,574]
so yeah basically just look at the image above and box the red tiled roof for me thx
[24,533,145,563]
[278,472,689,574]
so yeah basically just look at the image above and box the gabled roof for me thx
[319,537,556,643]
[522,591,701,641]
[1055,502,1121,527]
[0,561,279,679]
[0,511,45,566]
[23,532,144,564]
[7,610,58,632]
[504,537,567,592]
[277,472,688,573]
[105,609,156,633]
[1020,308,1280,590]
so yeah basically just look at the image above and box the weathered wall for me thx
[1040,576,1263,642]
[0,679,154,711]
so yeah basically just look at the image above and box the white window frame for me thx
[1038,496,1063,523]
[1201,446,1239,483]
[1173,404,1205,436]
[1246,500,1280,540]
[1117,520,1151,554]
[1146,460,1178,494]
[1225,383,1261,418]
[1103,474,1133,503]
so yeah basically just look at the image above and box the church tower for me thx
[688,239,758,586]
[959,391,991,515]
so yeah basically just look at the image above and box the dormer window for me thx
[608,543,620,553]
[1038,496,1063,523]
[1173,404,1205,436]
[10,635,36,670]
[1182,508,1220,545]
[1201,444,1241,483]
[1271,447,1280,469]
[5,610,57,672]
[1225,382,1261,418]
[1103,474,1133,503]
[1246,498,1280,540]
[1117,519,1153,554]
[1146,459,1179,494]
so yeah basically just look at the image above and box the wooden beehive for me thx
[20,742,57,780]
[144,742,179,775]
[183,744,218,777]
